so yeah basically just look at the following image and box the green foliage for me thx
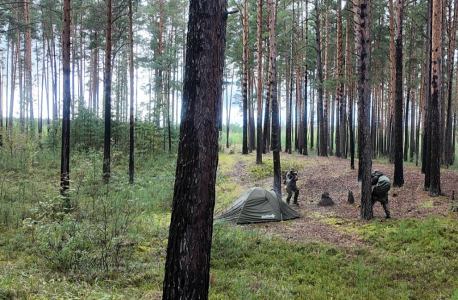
[0,135,175,296]
[209,216,458,299]
[2,135,458,299]
[211,222,358,299]
[28,191,138,274]
[71,108,105,151]
[0,130,39,172]
[247,159,274,180]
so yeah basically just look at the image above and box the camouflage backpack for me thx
[376,175,391,194]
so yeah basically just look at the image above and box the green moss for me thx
[419,200,434,208]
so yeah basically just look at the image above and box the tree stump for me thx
[318,192,335,206]
[348,190,355,204]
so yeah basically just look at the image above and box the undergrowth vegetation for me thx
[0,130,457,299]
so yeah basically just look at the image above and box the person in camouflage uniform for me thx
[285,168,299,206]
[371,170,391,218]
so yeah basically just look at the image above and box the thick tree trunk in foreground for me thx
[162,0,228,298]
[355,0,373,219]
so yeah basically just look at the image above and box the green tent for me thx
[217,187,301,224]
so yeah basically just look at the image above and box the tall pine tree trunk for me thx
[103,0,112,179]
[256,0,263,164]
[422,0,432,187]
[393,0,405,187]
[388,0,396,163]
[61,0,71,209]
[314,2,326,157]
[428,0,442,196]
[263,47,271,153]
[129,0,135,184]
[249,70,255,152]
[24,0,34,135]
[444,0,457,166]
[268,0,282,196]
[303,0,309,156]
[355,0,373,219]
[9,32,18,133]
[0,59,3,146]
[162,0,228,298]
[336,0,345,158]
[242,0,249,154]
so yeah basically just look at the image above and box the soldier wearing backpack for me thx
[371,170,391,218]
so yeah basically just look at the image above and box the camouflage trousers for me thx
[372,191,391,218]
[286,187,299,205]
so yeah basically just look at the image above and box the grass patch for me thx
[2,140,458,299]
[209,216,458,299]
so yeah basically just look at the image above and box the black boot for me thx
[382,199,391,219]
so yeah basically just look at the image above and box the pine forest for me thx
[0,0,458,298]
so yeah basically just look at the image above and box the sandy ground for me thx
[225,153,458,249]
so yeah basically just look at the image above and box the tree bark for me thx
[9,32,17,132]
[242,0,249,154]
[249,68,255,152]
[346,3,354,166]
[388,0,396,163]
[0,57,3,146]
[268,0,282,196]
[393,0,404,187]
[429,0,442,196]
[404,32,414,162]
[336,0,345,158]
[323,8,330,156]
[129,0,135,184]
[256,0,263,164]
[303,1,309,156]
[286,18,293,154]
[314,2,326,157]
[263,46,271,154]
[24,0,34,134]
[422,0,432,188]
[162,0,227,298]
[103,0,112,179]
[444,0,457,166]
[61,0,71,209]
[355,0,373,219]
[226,69,233,149]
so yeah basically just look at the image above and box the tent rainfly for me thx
[217,187,301,224]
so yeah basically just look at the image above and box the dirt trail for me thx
[229,154,458,249]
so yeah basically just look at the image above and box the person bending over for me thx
[371,170,391,218]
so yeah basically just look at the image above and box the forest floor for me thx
[221,152,458,251]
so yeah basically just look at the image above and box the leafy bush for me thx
[27,188,138,274]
